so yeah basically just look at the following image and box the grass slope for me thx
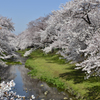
[24,49,100,100]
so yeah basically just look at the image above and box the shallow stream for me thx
[1,55,75,100]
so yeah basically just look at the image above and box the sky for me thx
[0,0,70,35]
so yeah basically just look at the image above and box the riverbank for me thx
[18,49,100,100]
[0,52,24,82]
[0,51,74,100]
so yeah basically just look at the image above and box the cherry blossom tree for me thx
[17,15,50,50]
[0,16,16,53]
[17,0,100,78]
[40,0,100,78]
[0,16,17,66]
[76,29,100,78]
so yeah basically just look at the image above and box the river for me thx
[0,55,75,100]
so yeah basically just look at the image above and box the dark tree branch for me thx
[82,14,91,25]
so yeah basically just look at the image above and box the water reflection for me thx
[4,65,72,100]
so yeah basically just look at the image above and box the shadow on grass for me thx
[44,55,66,64]
[59,65,100,99]
[59,66,85,84]
[59,65,100,84]
[86,86,100,100]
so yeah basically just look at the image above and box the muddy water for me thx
[2,64,74,100]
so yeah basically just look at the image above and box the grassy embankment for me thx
[1,58,22,65]
[0,52,22,65]
[18,49,100,100]
[6,61,22,65]
[0,53,22,82]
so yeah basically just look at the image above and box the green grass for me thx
[6,61,22,65]
[0,77,1,83]
[0,58,22,65]
[16,48,30,56]
[25,49,100,100]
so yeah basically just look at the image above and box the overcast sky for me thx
[0,0,70,35]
